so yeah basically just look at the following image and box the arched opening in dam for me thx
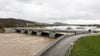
[24,30,28,34]
[16,30,21,33]
[41,32,49,37]
[55,34,63,39]
[32,31,37,35]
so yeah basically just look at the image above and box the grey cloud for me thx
[0,0,100,23]
[17,0,32,3]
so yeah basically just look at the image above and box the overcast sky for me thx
[0,0,100,24]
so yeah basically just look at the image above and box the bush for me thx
[0,28,5,33]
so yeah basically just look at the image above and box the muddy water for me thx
[0,33,54,56]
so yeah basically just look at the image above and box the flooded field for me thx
[0,33,54,56]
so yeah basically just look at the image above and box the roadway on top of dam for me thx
[41,33,100,56]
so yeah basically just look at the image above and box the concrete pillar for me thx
[28,30,32,34]
[4,28,16,33]
[21,30,25,33]
[37,31,42,36]
[13,29,17,32]
[49,31,56,39]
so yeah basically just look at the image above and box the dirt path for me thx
[0,33,54,56]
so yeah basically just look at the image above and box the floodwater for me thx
[0,33,54,56]
[44,26,100,31]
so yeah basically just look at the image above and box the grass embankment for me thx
[70,35,100,56]
[0,28,5,33]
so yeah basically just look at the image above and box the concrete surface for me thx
[41,33,100,56]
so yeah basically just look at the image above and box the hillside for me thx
[0,18,45,28]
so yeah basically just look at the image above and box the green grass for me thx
[0,28,5,33]
[70,35,100,56]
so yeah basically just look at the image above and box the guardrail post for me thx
[74,32,77,35]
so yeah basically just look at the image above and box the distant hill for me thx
[0,18,47,28]
[52,22,68,26]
